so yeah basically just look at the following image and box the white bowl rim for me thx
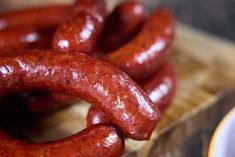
[208,107,235,157]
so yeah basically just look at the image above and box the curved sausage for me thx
[0,26,54,53]
[25,7,174,113]
[87,106,109,127]
[0,5,70,31]
[140,61,176,112]
[0,51,160,140]
[103,8,175,81]
[87,61,176,126]
[23,1,145,113]
[0,124,124,157]
[22,1,145,113]
[97,1,145,53]
[52,0,106,53]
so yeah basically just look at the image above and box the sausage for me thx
[103,8,175,81]
[52,0,106,53]
[0,26,54,53]
[97,1,145,53]
[0,124,124,157]
[139,61,176,112]
[23,1,145,113]
[0,51,160,140]
[0,5,70,31]
[25,7,174,113]
[22,1,145,113]
[87,106,109,127]
[87,61,176,126]
[23,8,174,113]
[22,0,107,111]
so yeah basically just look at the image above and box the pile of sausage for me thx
[0,0,176,156]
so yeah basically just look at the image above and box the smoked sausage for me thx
[103,8,175,81]
[0,5,70,31]
[0,26,53,53]
[52,0,106,53]
[0,51,160,140]
[0,124,124,157]
[97,1,145,53]
[87,62,176,126]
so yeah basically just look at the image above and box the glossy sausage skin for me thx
[0,26,54,53]
[24,1,145,113]
[103,8,175,81]
[23,1,145,113]
[52,0,106,53]
[87,61,176,125]
[140,61,176,112]
[87,106,109,127]
[97,1,145,53]
[0,51,160,140]
[0,5,70,31]
[0,124,124,157]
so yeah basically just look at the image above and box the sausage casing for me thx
[97,1,145,53]
[0,51,160,140]
[0,5,70,30]
[87,61,176,125]
[0,26,53,53]
[0,124,124,157]
[103,8,175,81]
[52,0,106,54]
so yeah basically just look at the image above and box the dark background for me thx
[0,0,235,41]
[150,0,235,41]
[0,1,234,157]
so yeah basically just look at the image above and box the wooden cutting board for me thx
[7,23,232,157]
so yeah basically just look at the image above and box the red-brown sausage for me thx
[23,0,107,111]
[0,51,160,140]
[140,61,176,112]
[52,0,106,53]
[22,1,145,113]
[23,1,145,113]
[0,124,124,157]
[0,26,54,53]
[87,61,176,126]
[0,5,70,31]
[103,8,175,81]
[87,106,109,127]
[25,7,174,113]
[25,8,174,113]
[97,1,145,53]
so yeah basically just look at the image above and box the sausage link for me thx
[140,61,176,112]
[23,0,107,111]
[23,8,174,113]
[103,8,175,81]
[87,106,109,127]
[23,1,145,113]
[52,0,106,53]
[97,1,145,53]
[0,5,70,31]
[0,26,54,53]
[24,7,174,113]
[0,51,160,140]
[0,124,124,157]
[87,61,176,126]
